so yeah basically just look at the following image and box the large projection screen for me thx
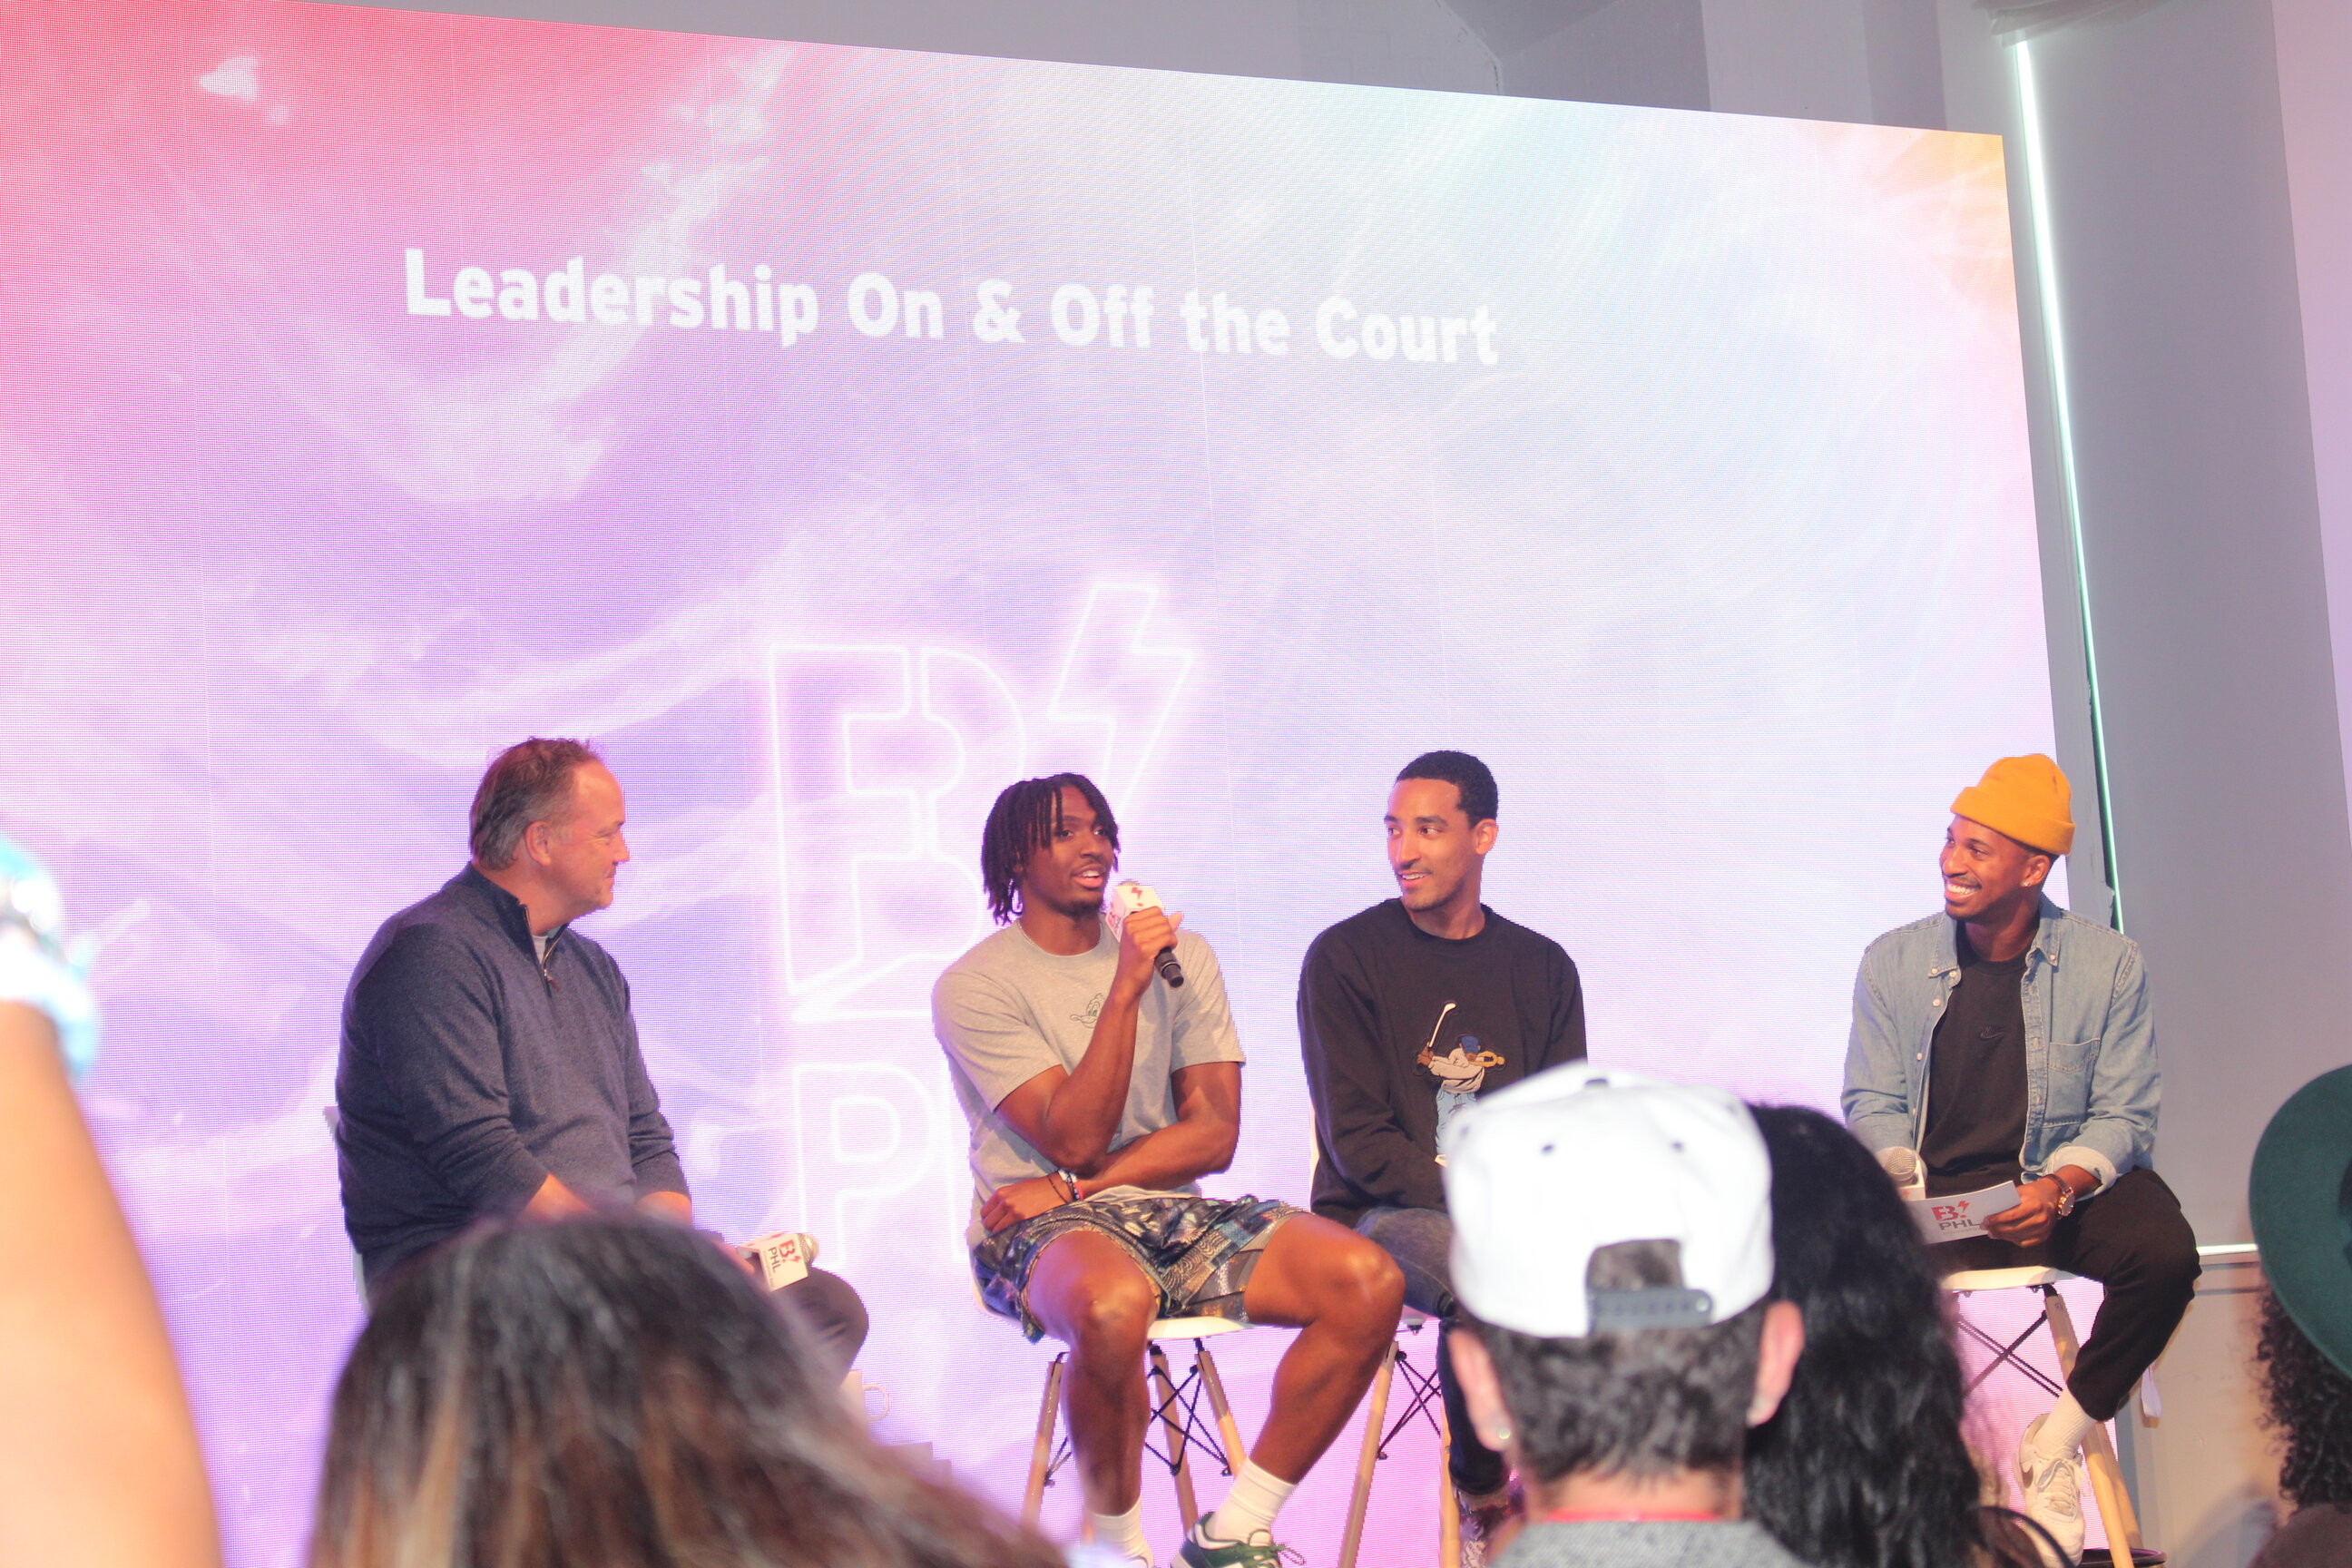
[1,3,2055,1561]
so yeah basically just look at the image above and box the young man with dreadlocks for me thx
[935,774,1405,1568]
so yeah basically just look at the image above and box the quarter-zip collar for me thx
[453,864,567,989]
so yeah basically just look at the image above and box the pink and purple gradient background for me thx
[2,2,2055,1561]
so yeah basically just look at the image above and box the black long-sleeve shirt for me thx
[335,866,686,1285]
[1298,899,1586,1226]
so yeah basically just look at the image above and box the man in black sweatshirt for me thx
[1297,750,1586,1554]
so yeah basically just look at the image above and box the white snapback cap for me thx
[1443,1063,1774,1338]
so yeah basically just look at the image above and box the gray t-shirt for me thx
[933,921,1245,1245]
[1495,1521,1812,1568]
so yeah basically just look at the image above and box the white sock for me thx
[1200,1458,1297,1545]
[1087,1503,1152,1566]
[2032,1391,2098,1458]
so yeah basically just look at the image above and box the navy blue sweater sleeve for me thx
[614,972,687,1199]
[356,926,549,1212]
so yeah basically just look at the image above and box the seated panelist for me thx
[1296,750,1587,1553]
[1842,755,2198,1564]
[934,773,1404,1568]
[333,737,867,1374]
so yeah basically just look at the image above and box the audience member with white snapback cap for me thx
[1440,1062,1816,1568]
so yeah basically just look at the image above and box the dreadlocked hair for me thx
[979,774,1118,924]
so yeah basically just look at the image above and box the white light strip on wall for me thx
[2017,38,2125,929]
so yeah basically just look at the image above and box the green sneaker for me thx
[1172,1529,1301,1568]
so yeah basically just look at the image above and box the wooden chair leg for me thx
[1338,1345,1396,1568]
[1196,1346,1249,1476]
[2041,1287,2146,1556]
[1150,1344,1202,1531]
[1025,1354,1065,1528]
[2079,1428,2143,1562]
[1434,1369,1461,1568]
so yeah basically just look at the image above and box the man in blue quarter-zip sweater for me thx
[335,738,867,1372]
[1844,755,2196,1564]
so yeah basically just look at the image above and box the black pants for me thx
[1932,1167,2199,1421]
[776,1267,871,1381]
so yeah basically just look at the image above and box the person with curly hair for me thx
[2247,1065,2352,1566]
[309,1213,1063,1568]
[2248,1289,2352,1565]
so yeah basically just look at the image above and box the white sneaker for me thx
[2016,1414,2087,1565]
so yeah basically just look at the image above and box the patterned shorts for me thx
[971,1189,1304,1342]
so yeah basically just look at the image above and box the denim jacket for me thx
[1840,896,2158,1191]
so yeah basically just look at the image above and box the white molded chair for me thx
[1014,1310,1253,1534]
[1339,1306,1461,1568]
[1945,1265,2153,1565]
[1308,1151,1464,1568]
[994,1277,1399,1561]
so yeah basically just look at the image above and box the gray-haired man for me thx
[1444,1064,1811,1568]
[334,738,867,1367]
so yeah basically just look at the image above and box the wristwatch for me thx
[2041,1176,2076,1217]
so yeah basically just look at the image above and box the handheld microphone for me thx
[738,1230,819,1291]
[1103,878,1184,987]
[1876,1147,1925,1199]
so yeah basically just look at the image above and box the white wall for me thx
[2276,0,2352,872]
[2024,0,2351,1249]
[1994,2,2352,1561]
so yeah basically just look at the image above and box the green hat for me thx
[2249,1065,2352,1378]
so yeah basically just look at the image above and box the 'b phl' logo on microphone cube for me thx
[1104,879,1161,928]
[741,1230,817,1292]
[1104,880,1185,986]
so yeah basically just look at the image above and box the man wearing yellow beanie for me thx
[1842,756,2197,1564]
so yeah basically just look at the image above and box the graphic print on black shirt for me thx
[1919,925,2029,1198]
[1416,999,1506,1152]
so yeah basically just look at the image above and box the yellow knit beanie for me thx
[1951,754,2074,857]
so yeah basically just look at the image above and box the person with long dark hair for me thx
[1745,1104,2046,1568]
[308,1215,1061,1568]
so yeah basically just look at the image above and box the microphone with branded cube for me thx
[1102,877,1184,986]
[737,1230,820,1291]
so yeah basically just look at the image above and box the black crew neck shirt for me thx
[1298,899,1585,1225]
[1919,925,2028,1198]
